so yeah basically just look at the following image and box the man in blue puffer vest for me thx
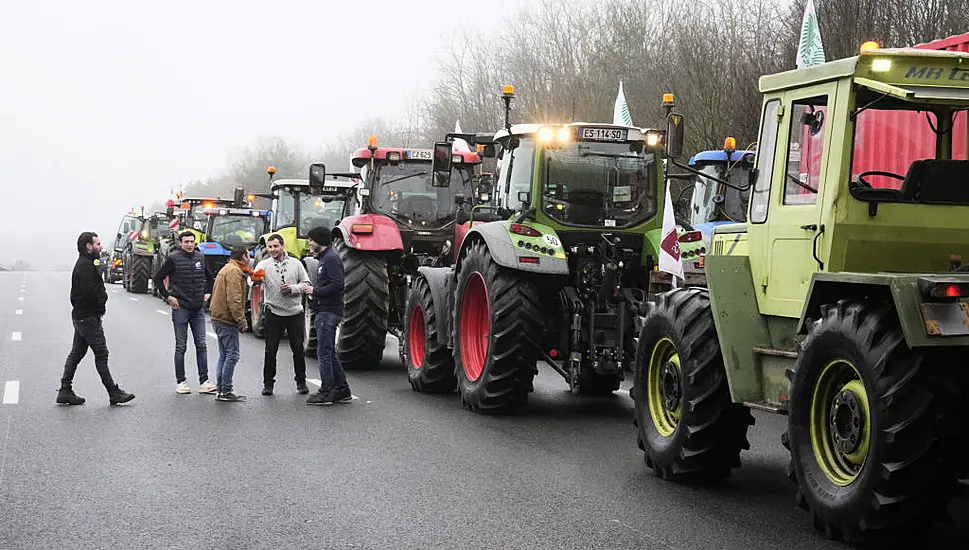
[153,231,217,395]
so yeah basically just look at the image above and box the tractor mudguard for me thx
[798,271,969,348]
[416,266,454,346]
[462,221,569,275]
[335,214,404,252]
[199,242,228,256]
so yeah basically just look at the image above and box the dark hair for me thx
[230,246,249,262]
[267,233,284,246]
[307,227,331,247]
[179,231,196,242]
[77,231,98,253]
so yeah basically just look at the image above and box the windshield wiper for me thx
[379,172,429,186]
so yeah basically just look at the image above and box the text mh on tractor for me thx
[634,43,969,542]
[400,85,674,412]
[249,167,357,354]
[318,137,482,370]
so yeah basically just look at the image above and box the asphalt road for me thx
[0,271,965,549]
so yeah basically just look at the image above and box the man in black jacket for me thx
[153,231,217,395]
[58,232,135,406]
[304,227,352,406]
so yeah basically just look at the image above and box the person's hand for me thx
[303,286,313,295]
[166,296,180,310]
[239,324,249,333]
[204,293,211,303]
[281,283,292,294]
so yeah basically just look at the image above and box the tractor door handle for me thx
[800,224,818,231]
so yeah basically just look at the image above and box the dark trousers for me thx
[315,311,348,393]
[263,310,306,386]
[173,306,208,384]
[62,316,115,388]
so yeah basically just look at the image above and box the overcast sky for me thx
[0,0,528,268]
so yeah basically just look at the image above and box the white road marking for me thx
[156,310,169,315]
[305,379,359,399]
[19,289,24,293]
[129,298,138,302]
[14,310,22,316]
[10,332,21,342]
[207,332,218,339]
[2,382,19,404]
[16,297,23,302]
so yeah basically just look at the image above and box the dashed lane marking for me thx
[14,310,22,316]
[207,332,218,339]
[2,382,19,404]
[305,379,360,400]
[156,310,169,316]
[16,298,23,302]
[129,298,138,302]
[10,332,21,342]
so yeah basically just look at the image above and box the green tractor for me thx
[634,45,969,542]
[401,85,673,411]
[108,211,143,285]
[122,211,175,294]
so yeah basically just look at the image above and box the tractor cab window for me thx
[542,140,656,228]
[208,216,264,248]
[783,97,828,205]
[497,138,535,210]
[371,162,471,228]
[148,218,173,241]
[274,189,297,229]
[849,90,969,205]
[750,99,781,223]
[690,159,752,226]
[298,194,345,237]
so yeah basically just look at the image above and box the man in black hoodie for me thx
[304,227,352,406]
[58,232,135,406]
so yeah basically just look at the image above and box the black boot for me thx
[56,384,85,405]
[107,384,135,405]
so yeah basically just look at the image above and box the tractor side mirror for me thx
[308,163,327,191]
[479,143,496,158]
[748,167,760,188]
[454,193,466,206]
[432,142,452,188]
[518,191,531,207]
[233,186,244,207]
[666,113,685,159]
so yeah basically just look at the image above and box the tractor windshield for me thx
[689,162,752,226]
[208,216,264,248]
[371,162,473,227]
[298,194,346,237]
[542,142,656,228]
[850,94,969,204]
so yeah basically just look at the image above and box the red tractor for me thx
[314,136,481,369]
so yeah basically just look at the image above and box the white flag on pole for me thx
[613,81,634,126]
[658,183,684,282]
[452,120,472,152]
[796,0,825,68]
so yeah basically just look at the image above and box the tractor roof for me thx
[351,147,481,168]
[494,122,647,142]
[689,150,756,165]
[271,177,357,192]
[760,47,969,101]
[202,207,271,217]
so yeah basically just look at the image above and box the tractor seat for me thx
[900,159,969,204]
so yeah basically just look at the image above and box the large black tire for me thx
[932,355,969,481]
[786,301,953,543]
[128,255,151,294]
[452,240,540,413]
[634,288,754,481]
[303,301,316,357]
[249,283,266,339]
[404,277,456,393]
[335,239,389,370]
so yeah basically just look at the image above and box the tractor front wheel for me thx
[128,255,151,294]
[335,239,389,370]
[787,301,953,543]
[453,240,540,413]
[634,288,753,481]
[404,277,456,393]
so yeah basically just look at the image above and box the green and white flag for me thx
[797,0,825,68]
[613,81,634,126]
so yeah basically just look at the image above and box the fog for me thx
[0,0,525,269]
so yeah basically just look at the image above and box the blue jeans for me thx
[315,311,348,393]
[211,320,240,394]
[173,306,208,384]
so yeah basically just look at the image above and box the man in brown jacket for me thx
[209,247,251,402]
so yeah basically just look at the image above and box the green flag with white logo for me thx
[797,0,825,68]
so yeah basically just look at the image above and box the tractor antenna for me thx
[502,85,515,133]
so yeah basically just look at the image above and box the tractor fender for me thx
[334,214,404,252]
[416,266,454,345]
[199,242,228,256]
[460,221,570,275]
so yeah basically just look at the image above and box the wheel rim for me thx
[459,272,490,382]
[647,337,682,437]
[810,359,871,486]
[409,304,426,369]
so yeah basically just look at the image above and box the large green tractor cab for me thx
[122,212,175,294]
[248,167,357,354]
[634,44,969,542]
[401,85,670,412]
[108,212,143,284]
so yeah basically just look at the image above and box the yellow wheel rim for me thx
[809,359,871,486]
[648,337,682,437]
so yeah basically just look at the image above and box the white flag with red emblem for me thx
[169,217,179,231]
[658,183,683,282]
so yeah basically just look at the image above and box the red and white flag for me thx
[169,218,179,231]
[658,183,683,283]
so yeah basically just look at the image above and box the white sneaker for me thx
[175,382,192,394]
[198,382,218,395]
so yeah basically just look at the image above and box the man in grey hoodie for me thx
[254,234,312,395]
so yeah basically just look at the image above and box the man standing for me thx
[304,227,352,405]
[153,231,217,395]
[209,246,250,402]
[254,234,311,396]
[58,232,135,406]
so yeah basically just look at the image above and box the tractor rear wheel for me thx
[303,300,316,357]
[249,283,266,338]
[335,239,389,370]
[404,277,456,393]
[634,288,753,481]
[453,240,540,413]
[787,300,953,543]
[129,255,151,294]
